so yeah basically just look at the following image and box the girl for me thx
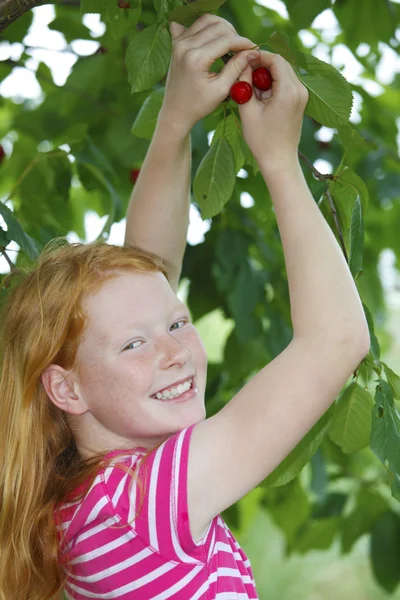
[0,13,370,600]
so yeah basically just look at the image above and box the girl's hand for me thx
[238,52,309,170]
[157,13,259,136]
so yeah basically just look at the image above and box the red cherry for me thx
[118,0,131,7]
[230,81,253,105]
[130,168,140,184]
[252,67,272,91]
[0,145,5,165]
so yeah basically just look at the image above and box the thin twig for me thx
[0,246,15,271]
[298,150,335,182]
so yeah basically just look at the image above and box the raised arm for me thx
[124,14,260,292]
[124,120,192,293]
[185,53,370,541]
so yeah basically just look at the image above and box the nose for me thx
[158,333,192,369]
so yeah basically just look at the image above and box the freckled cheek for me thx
[78,355,157,405]
[186,329,208,369]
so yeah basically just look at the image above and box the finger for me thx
[191,35,257,72]
[184,13,237,37]
[169,21,186,41]
[247,51,297,99]
[235,64,260,109]
[217,48,260,86]
[177,22,246,58]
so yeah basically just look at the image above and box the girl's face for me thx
[73,270,208,453]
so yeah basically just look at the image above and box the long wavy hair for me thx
[0,240,169,600]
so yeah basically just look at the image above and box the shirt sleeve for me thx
[102,423,217,564]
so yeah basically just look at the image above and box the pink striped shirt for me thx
[56,423,259,599]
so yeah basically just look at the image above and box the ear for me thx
[42,365,88,416]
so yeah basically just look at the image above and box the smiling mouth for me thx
[151,377,194,401]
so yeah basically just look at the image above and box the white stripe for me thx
[207,525,216,562]
[185,576,210,600]
[75,517,120,545]
[111,468,130,506]
[151,564,203,600]
[69,547,152,582]
[215,593,255,599]
[56,520,70,532]
[128,472,137,524]
[60,499,81,510]
[170,429,201,564]
[216,568,253,584]
[70,528,137,564]
[66,562,177,598]
[84,495,108,526]
[148,444,163,551]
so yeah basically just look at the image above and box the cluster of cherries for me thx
[230,67,272,104]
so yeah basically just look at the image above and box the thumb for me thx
[220,49,259,89]
[169,21,186,39]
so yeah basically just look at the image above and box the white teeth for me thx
[156,378,192,400]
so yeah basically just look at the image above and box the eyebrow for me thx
[114,303,189,341]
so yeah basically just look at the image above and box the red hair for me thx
[0,240,168,600]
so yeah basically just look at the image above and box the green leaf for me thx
[229,262,264,342]
[266,31,299,69]
[370,380,400,501]
[363,303,380,363]
[0,227,9,247]
[329,382,373,453]
[284,0,331,31]
[74,137,123,238]
[0,203,40,260]
[299,54,353,127]
[295,517,339,553]
[383,363,400,402]
[103,4,142,39]
[334,0,396,50]
[341,488,388,554]
[78,163,123,239]
[370,512,400,593]
[336,166,369,213]
[126,24,172,93]
[80,0,108,14]
[131,89,165,139]
[169,0,227,27]
[263,478,311,546]
[211,113,249,174]
[17,150,73,239]
[349,197,364,278]
[223,331,269,386]
[262,405,335,487]
[193,137,236,219]
[153,0,168,22]
[337,125,378,152]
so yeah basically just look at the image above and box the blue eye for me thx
[170,319,187,331]
[123,340,143,351]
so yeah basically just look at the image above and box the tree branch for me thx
[0,0,47,34]
[0,0,80,34]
